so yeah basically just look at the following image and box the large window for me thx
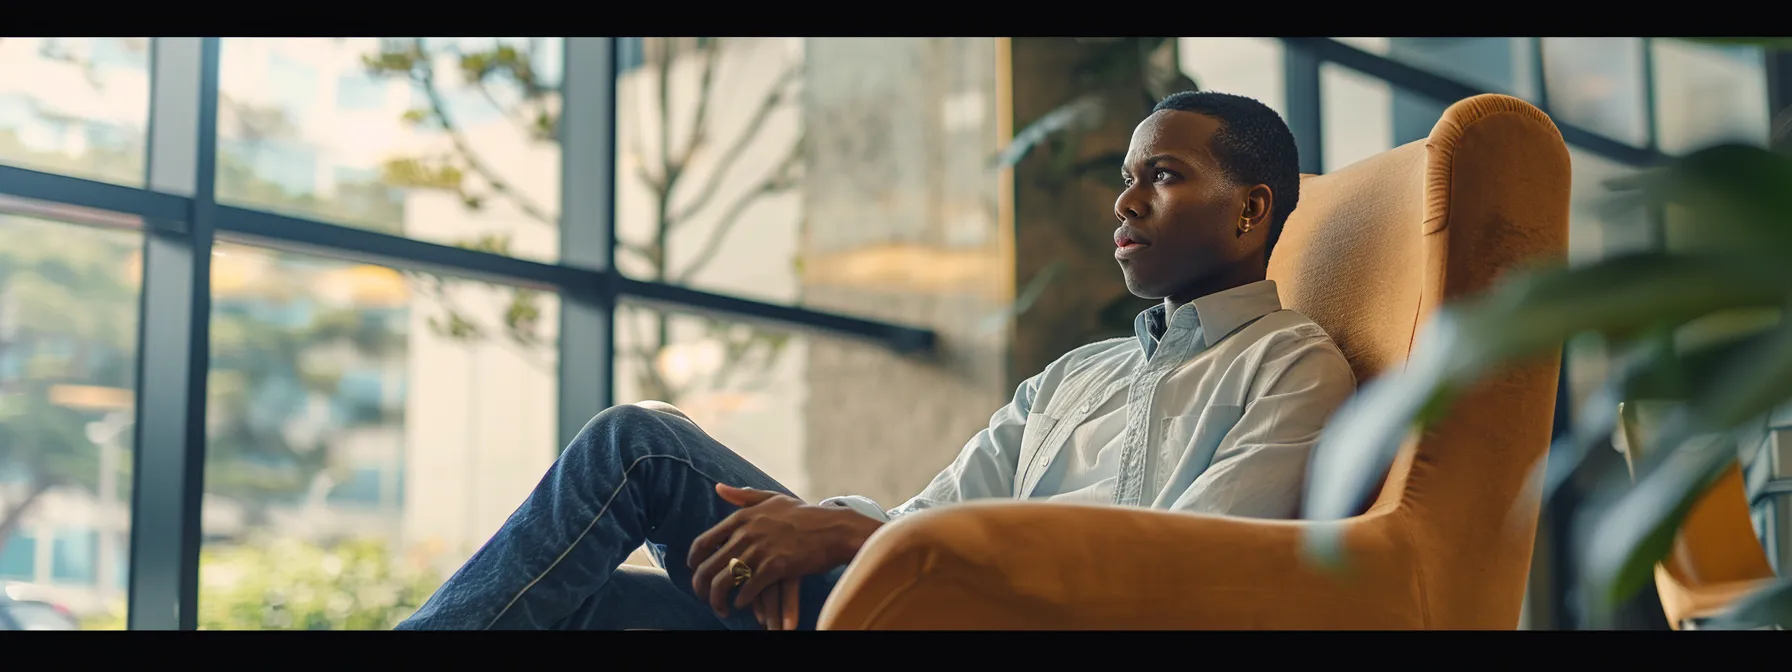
[0,38,937,630]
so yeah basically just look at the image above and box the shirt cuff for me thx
[818,495,892,522]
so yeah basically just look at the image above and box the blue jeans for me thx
[395,403,846,630]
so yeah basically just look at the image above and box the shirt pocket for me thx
[1013,412,1062,497]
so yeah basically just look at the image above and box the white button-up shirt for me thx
[823,279,1357,522]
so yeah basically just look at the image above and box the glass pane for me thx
[1331,37,1538,100]
[0,197,143,630]
[612,302,998,568]
[1567,147,1650,266]
[215,38,564,262]
[201,243,560,630]
[1178,39,1285,117]
[613,304,813,500]
[50,528,97,583]
[1564,148,1650,412]
[1320,63,1394,173]
[0,38,151,186]
[614,38,1005,322]
[1542,38,1649,147]
[0,532,35,579]
[1651,39,1770,155]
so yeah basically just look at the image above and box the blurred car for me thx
[0,582,81,630]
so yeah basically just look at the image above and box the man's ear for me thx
[1243,184,1274,232]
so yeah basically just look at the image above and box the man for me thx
[396,90,1355,631]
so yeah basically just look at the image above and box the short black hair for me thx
[1151,91,1301,259]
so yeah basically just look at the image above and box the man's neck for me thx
[1164,265,1267,316]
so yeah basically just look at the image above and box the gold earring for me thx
[1239,218,1252,233]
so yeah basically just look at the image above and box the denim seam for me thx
[485,451,737,629]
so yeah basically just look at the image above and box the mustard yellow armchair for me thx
[1616,402,1779,630]
[817,94,1571,630]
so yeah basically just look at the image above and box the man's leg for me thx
[395,402,842,630]
[552,563,849,631]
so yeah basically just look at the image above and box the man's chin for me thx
[1120,276,1169,301]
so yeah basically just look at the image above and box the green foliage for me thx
[381,157,465,192]
[197,537,441,630]
[83,537,442,630]
[1302,39,1792,629]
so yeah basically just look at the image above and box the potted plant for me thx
[1303,38,1792,629]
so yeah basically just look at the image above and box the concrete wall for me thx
[797,38,1011,507]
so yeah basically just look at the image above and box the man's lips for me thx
[1114,227,1151,260]
[1114,227,1151,248]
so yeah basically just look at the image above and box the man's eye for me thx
[1154,169,1174,182]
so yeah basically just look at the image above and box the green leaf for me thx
[1561,314,1790,607]
[1451,253,1790,372]
[1685,313,1792,431]
[1706,578,1792,630]
[1581,415,1737,606]
[1303,310,1463,525]
[1307,253,1787,530]
[1526,325,1776,514]
[458,50,494,82]
[1613,144,1792,255]
[990,93,1106,169]
[1528,356,1637,510]
[532,110,558,141]
[381,157,464,191]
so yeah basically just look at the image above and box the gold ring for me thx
[728,557,753,587]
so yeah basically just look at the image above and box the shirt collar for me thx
[1133,280,1284,355]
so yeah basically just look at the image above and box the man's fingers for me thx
[706,557,739,617]
[716,483,782,507]
[734,556,781,609]
[687,509,749,569]
[757,582,783,631]
[780,578,801,631]
[690,529,747,599]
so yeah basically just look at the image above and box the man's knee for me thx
[582,402,689,434]
[631,400,691,422]
[569,402,702,461]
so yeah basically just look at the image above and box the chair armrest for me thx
[817,501,1422,629]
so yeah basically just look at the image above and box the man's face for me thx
[1113,110,1271,301]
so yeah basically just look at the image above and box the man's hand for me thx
[688,483,882,629]
[750,579,801,631]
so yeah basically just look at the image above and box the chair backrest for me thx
[1269,94,1571,627]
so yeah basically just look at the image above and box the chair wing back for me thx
[1270,94,1572,625]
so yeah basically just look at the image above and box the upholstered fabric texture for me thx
[816,94,1572,630]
